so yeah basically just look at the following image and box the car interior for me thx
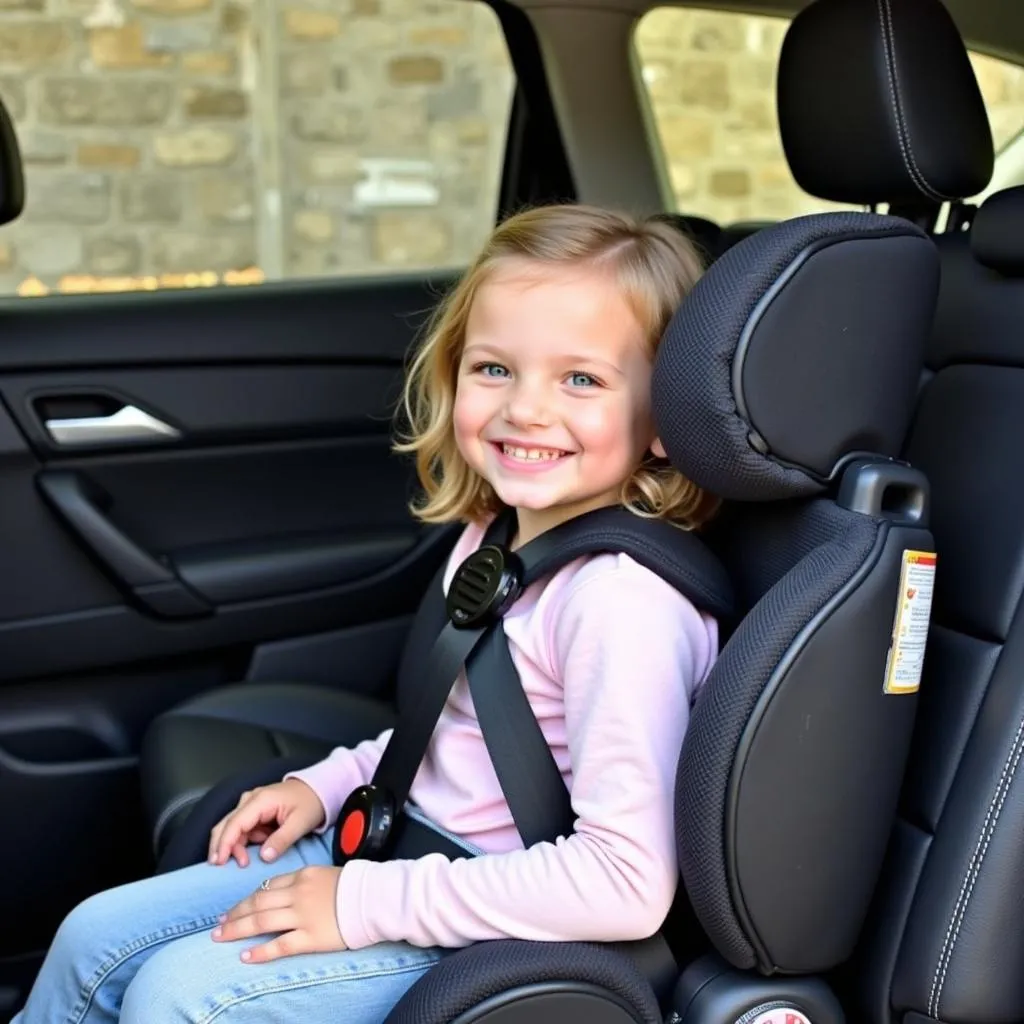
[2,0,1024,1020]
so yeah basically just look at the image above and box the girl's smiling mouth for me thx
[490,441,573,470]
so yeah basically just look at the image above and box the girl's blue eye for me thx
[568,372,597,388]
[473,362,509,378]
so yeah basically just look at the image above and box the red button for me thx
[340,809,366,856]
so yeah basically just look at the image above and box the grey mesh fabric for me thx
[677,501,881,966]
[386,939,663,1024]
[652,212,927,502]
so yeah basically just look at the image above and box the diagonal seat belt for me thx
[332,505,734,866]
[331,507,575,863]
[464,624,576,849]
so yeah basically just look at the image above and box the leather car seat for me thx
[848,185,1024,1024]
[767,2,1024,1023]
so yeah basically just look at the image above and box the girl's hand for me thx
[208,779,325,867]
[213,866,346,962]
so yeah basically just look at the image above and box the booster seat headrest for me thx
[652,213,939,502]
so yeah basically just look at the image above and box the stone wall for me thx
[0,2,1022,296]
[0,0,514,294]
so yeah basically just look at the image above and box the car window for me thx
[0,0,515,297]
[634,7,1024,224]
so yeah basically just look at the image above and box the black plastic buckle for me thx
[331,784,396,867]
[446,544,523,629]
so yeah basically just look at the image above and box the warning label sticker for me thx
[883,550,937,695]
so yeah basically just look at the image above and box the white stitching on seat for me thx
[928,714,1024,1017]
[152,787,209,857]
[877,0,956,203]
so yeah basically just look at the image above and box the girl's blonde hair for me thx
[395,203,720,530]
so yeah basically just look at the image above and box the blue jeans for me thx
[13,822,456,1024]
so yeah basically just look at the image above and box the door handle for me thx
[43,404,182,448]
[36,470,210,620]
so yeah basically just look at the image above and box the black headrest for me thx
[778,0,993,206]
[652,213,939,502]
[971,187,1024,275]
[654,213,721,267]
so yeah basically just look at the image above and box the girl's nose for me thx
[503,380,551,428]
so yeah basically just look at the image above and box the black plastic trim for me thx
[172,531,418,605]
[5,365,400,458]
[492,0,576,214]
[36,469,212,620]
[0,274,454,371]
[0,524,460,681]
[37,470,174,589]
[0,92,24,226]
[672,954,844,1024]
[837,459,930,526]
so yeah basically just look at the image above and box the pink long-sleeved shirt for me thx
[287,517,718,950]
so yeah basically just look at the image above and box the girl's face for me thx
[453,259,666,546]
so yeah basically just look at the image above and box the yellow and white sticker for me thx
[883,550,937,694]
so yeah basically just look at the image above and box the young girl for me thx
[14,204,721,1024]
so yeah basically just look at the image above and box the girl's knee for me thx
[51,888,124,958]
[120,930,238,1023]
[120,939,204,1022]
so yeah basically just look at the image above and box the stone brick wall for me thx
[0,2,1022,296]
[0,0,514,294]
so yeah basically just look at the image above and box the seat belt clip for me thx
[332,784,397,866]
[446,544,523,629]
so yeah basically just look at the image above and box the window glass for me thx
[970,51,1024,151]
[635,8,1024,223]
[0,0,515,296]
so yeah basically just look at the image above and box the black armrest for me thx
[155,754,313,873]
[172,531,417,604]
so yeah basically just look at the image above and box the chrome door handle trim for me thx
[44,405,182,447]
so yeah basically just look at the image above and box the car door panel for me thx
[0,274,455,628]
[0,0,579,996]
[0,274,462,962]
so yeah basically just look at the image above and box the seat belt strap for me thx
[461,507,731,851]
[332,510,516,864]
[465,625,576,848]
[370,621,488,803]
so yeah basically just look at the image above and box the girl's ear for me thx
[650,437,667,459]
